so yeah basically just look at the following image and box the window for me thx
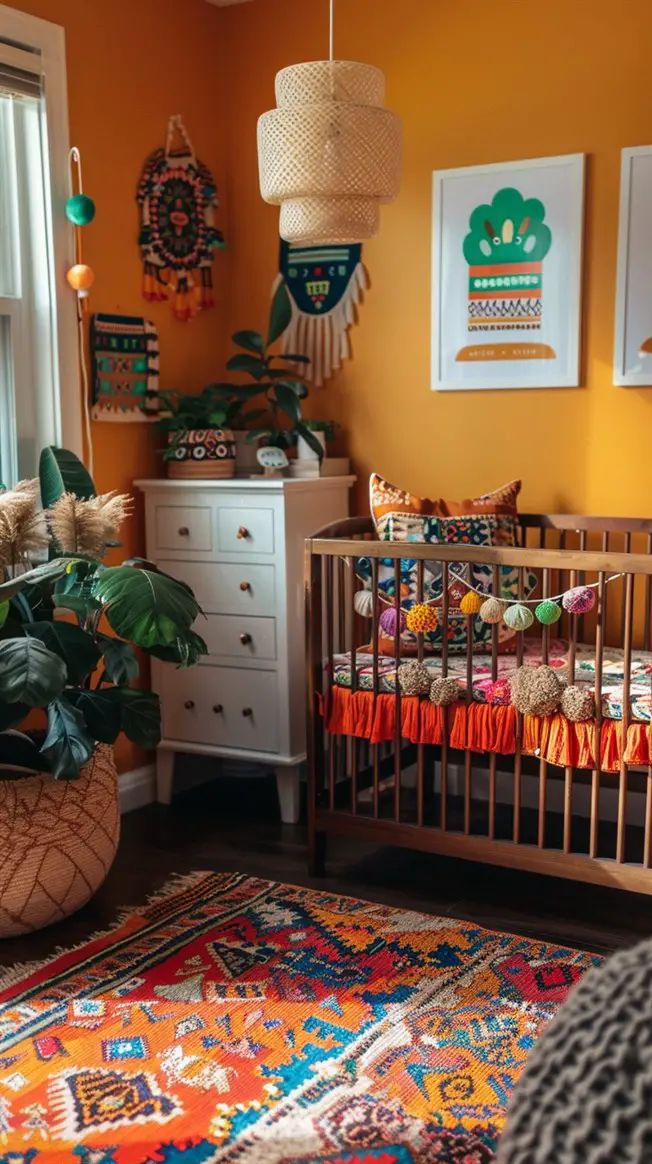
[0,5,81,485]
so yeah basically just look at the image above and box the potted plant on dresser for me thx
[157,386,240,479]
[0,447,206,936]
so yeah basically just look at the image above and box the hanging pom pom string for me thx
[379,607,406,636]
[562,586,596,615]
[66,146,95,477]
[535,600,562,625]
[479,597,504,625]
[460,590,483,616]
[503,603,534,631]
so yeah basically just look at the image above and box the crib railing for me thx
[305,516,652,894]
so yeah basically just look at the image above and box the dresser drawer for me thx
[161,666,279,752]
[155,506,212,552]
[216,506,275,555]
[200,614,277,661]
[158,560,275,616]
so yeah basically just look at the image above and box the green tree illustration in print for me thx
[463,187,552,334]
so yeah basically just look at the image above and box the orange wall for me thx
[9,0,230,772]
[219,0,652,517]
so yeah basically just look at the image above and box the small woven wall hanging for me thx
[272,240,368,386]
[91,313,161,422]
[137,115,225,321]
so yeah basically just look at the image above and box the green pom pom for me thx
[535,600,562,626]
[65,193,96,226]
[504,603,534,631]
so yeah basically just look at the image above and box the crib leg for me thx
[309,829,327,878]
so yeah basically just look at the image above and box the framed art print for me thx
[614,146,652,386]
[431,154,585,390]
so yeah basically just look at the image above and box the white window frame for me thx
[0,3,82,470]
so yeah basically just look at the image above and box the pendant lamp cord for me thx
[329,0,334,60]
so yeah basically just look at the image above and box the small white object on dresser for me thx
[135,476,355,823]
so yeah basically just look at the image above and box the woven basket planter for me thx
[0,744,120,937]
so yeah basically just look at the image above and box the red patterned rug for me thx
[0,871,599,1162]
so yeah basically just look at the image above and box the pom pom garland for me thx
[66,263,95,297]
[353,589,374,618]
[479,597,504,625]
[429,677,460,706]
[379,606,406,636]
[562,586,596,615]
[65,193,96,225]
[503,603,534,631]
[406,603,438,634]
[561,685,595,723]
[397,660,432,696]
[510,665,565,717]
[460,590,484,616]
[535,600,562,625]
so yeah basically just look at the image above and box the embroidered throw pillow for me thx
[357,474,533,653]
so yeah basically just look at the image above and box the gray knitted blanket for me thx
[497,938,652,1163]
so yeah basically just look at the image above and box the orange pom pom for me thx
[66,263,95,296]
[460,590,483,616]
[406,602,438,634]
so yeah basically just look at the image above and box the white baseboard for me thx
[119,764,155,813]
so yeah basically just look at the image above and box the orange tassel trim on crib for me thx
[324,687,652,773]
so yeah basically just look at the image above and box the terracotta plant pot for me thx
[0,745,120,937]
[167,427,236,479]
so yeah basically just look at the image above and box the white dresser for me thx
[135,476,354,822]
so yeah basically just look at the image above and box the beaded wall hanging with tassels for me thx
[271,240,368,385]
[137,115,225,321]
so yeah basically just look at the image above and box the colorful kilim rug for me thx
[0,872,600,1163]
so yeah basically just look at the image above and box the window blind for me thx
[0,41,41,100]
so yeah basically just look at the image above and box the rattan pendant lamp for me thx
[257,0,402,245]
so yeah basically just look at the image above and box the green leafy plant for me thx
[156,386,258,461]
[208,283,324,459]
[302,419,336,442]
[0,449,207,778]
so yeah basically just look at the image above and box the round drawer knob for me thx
[239,632,252,645]
[213,703,223,714]
[242,707,253,717]
[237,526,250,540]
[240,580,251,592]
[178,526,190,536]
[184,699,195,710]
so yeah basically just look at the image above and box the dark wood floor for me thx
[1,773,651,969]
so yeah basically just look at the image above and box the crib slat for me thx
[513,567,524,843]
[646,534,652,653]
[645,768,652,868]
[349,559,358,695]
[465,604,473,835]
[590,571,606,859]
[326,556,335,811]
[563,569,578,854]
[394,559,402,823]
[371,559,380,818]
[538,567,550,849]
[616,572,634,863]
[440,562,450,831]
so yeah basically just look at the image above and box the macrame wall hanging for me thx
[91,314,161,422]
[272,240,368,386]
[137,115,225,322]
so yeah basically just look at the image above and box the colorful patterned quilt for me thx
[333,639,652,721]
[0,872,600,1163]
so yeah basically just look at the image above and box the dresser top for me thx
[135,475,356,493]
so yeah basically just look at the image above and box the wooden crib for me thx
[305,513,652,894]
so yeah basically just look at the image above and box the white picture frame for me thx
[614,146,652,386]
[431,154,585,391]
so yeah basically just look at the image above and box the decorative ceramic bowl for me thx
[167,427,236,478]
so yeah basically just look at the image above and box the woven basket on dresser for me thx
[0,744,120,937]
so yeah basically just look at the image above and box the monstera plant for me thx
[0,447,206,779]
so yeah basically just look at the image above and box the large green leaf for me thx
[93,566,201,649]
[39,446,95,508]
[273,383,301,423]
[108,688,161,748]
[0,637,67,706]
[0,559,77,602]
[0,731,50,776]
[0,602,9,630]
[26,621,101,685]
[226,354,266,379]
[295,422,325,460]
[96,635,140,685]
[67,688,123,744]
[149,629,208,667]
[232,329,264,354]
[268,280,292,345]
[40,697,95,778]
